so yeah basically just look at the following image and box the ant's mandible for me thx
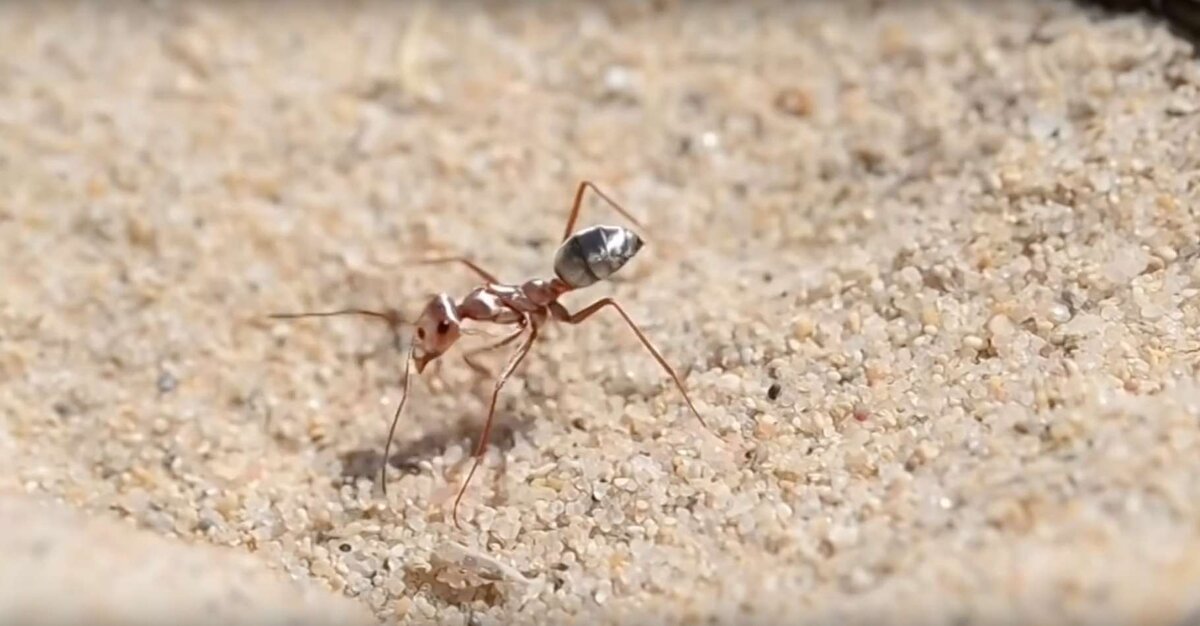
[270,181,711,528]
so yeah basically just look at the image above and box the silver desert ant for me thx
[270,181,710,528]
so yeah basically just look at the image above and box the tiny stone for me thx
[767,383,782,401]
[156,372,178,394]
[1028,112,1062,141]
[999,168,1023,189]
[987,314,1014,337]
[793,316,815,341]
[774,87,814,117]
[898,266,923,287]
[1047,304,1072,325]
[846,567,875,592]
[603,65,632,93]
[920,305,940,328]
[1167,94,1198,115]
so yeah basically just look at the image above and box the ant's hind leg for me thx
[560,181,646,241]
[551,298,710,432]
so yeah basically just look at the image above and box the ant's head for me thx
[412,294,462,373]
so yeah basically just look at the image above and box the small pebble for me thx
[774,87,814,117]
[157,372,178,394]
[1047,304,1072,325]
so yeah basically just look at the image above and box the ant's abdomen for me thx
[553,225,644,289]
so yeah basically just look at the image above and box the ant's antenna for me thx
[380,342,416,497]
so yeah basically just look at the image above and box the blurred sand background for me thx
[3,1,1200,624]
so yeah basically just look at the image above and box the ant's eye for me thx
[416,328,426,339]
[436,320,451,334]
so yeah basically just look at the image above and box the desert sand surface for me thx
[2,1,1200,625]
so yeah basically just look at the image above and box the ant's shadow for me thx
[310,306,551,507]
[337,405,534,508]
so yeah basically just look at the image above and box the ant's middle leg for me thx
[451,319,538,528]
[461,323,527,380]
[414,256,501,284]
[550,299,709,431]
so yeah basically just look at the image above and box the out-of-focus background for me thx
[2,1,1199,624]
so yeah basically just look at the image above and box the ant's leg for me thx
[461,323,526,379]
[414,256,501,284]
[452,320,538,529]
[560,181,645,242]
[551,299,709,431]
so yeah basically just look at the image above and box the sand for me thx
[2,1,1200,624]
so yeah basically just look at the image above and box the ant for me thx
[270,181,711,528]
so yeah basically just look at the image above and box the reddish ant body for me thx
[271,181,709,527]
